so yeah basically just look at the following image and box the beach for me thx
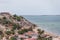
[34,27,60,40]
[23,15,60,35]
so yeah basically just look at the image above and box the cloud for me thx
[0,0,60,15]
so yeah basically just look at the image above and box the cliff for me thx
[0,12,59,40]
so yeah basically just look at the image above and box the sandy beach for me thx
[34,26,60,40]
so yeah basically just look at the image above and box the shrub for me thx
[0,31,3,35]
[37,29,44,35]
[5,31,12,35]
[10,37,17,40]
[2,17,10,24]
[20,38,24,40]
[3,20,9,24]
[16,16,21,21]
[18,29,28,34]
[13,14,21,21]
[12,24,17,30]
[19,16,24,19]
[11,31,15,34]
[3,17,6,19]
[12,24,21,30]
[13,14,17,17]
[18,30,24,34]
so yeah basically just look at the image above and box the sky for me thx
[0,0,60,15]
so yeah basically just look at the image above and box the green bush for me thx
[2,17,11,24]
[13,14,17,17]
[18,29,28,34]
[3,17,6,19]
[16,16,21,21]
[0,31,3,35]
[5,31,12,35]
[18,30,24,34]
[37,29,44,35]
[3,20,9,24]
[12,24,21,30]
[12,24,17,30]
[10,37,17,40]
[11,31,15,34]
[13,14,21,21]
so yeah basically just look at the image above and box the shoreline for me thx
[44,31,60,40]
[37,26,60,36]
[31,21,60,35]
[26,17,60,40]
[35,24,60,36]
[34,26,60,40]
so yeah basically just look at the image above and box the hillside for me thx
[0,12,36,30]
[0,12,59,40]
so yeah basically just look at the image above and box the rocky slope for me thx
[0,12,37,30]
[0,12,59,40]
[0,12,38,40]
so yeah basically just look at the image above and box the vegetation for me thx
[37,35,52,40]
[5,31,12,35]
[18,29,29,34]
[0,17,11,25]
[12,24,21,30]
[3,17,6,19]
[16,16,21,21]
[0,31,3,35]
[37,29,52,40]
[13,14,17,17]
[11,31,15,34]
[2,20,10,24]
[37,35,42,40]
[0,31,4,39]
[38,29,44,35]
[19,16,24,19]
[12,24,17,30]
[20,38,24,40]
[0,13,53,40]
[18,30,23,34]
[13,14,21,21]
[10,37,17,40]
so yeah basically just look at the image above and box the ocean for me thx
[22,15,60,35]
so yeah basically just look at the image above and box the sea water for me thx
[23,15,60,35]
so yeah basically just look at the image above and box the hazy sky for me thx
[0,0,60,15]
